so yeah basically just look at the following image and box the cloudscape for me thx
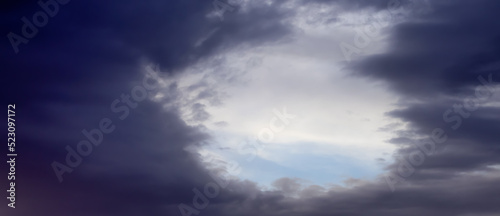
[1,0,500,215]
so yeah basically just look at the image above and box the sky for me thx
[1,0,500,215]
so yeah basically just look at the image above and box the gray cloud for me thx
[2,0,500,216]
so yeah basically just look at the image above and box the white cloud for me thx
[150,8,403,186]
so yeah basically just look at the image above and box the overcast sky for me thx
[2,0,500,215]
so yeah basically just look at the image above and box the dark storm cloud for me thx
[349,0,500,179]
[1,0,296,215]
[328,0,500,215]
[2,0,500,216]
[351,0,500,98]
